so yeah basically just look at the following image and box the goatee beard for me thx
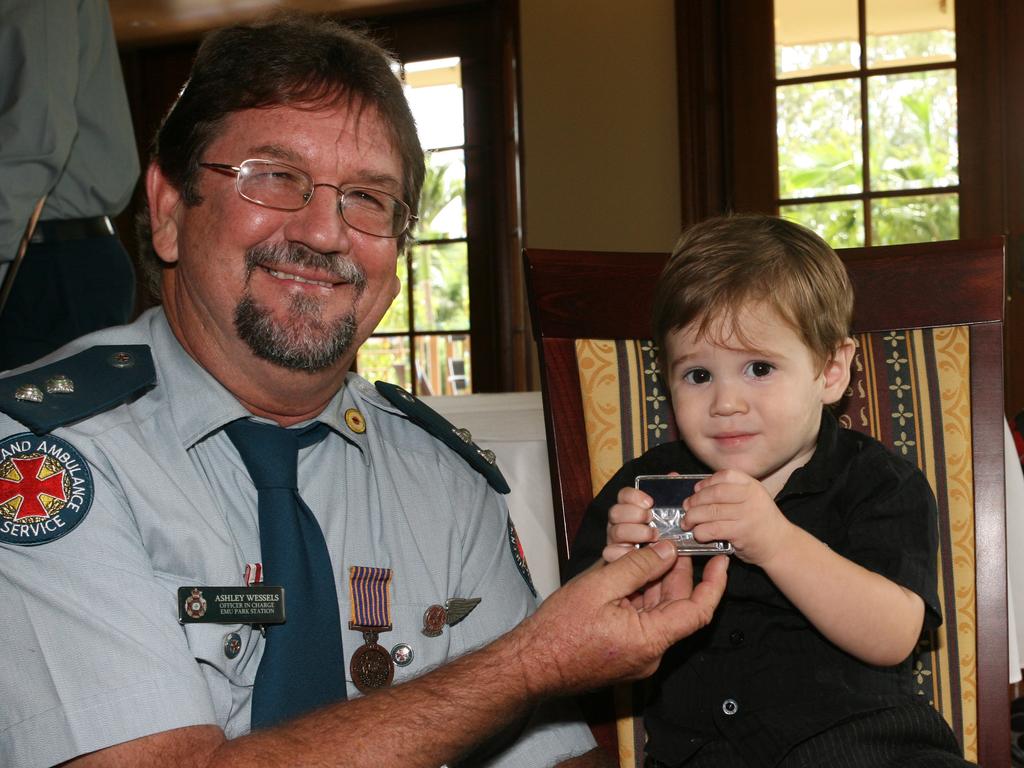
[233,242,367,372]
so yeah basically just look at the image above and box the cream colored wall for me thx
[518,0,681,252]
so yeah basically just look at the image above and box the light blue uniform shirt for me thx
[0,308,595,767]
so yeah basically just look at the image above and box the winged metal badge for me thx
[444,597,481,627]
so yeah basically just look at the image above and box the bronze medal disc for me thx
[350,641,395,693]
[422,604,447,637]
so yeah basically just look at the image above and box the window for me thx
[772,0,958,246]
[351,3,524,396]
[356,57,472,396]
[675,0,1024,440]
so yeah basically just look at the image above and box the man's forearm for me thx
[238,627,538,768]
[70,542,725,768]
[70,630,539,768]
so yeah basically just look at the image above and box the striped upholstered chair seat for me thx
[525,238,1007,766]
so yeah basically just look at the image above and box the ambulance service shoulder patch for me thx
[0,432,94,546]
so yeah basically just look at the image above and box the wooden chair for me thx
[525,238,1008,766]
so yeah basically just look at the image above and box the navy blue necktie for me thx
[224,418,346,728]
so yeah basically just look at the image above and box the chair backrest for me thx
[525,238,1008,767]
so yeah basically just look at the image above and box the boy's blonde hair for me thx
[652,214,854,370]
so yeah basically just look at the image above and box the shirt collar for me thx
[310,374,374,463]
[153,309,402,462]
[776,409,845,499]
[150,310,251,449]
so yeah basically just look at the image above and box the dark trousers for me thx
[0,233,135,370]
[646,704,975,768]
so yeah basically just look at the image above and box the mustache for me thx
[244,242,368,294]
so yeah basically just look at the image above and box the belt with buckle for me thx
[29,216,115,244]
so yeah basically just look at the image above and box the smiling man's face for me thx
[154,101,403,376]
[231,237,368,371]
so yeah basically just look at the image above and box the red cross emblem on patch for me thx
[0,454,68,521]
[0,433,94,546]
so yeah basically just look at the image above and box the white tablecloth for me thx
[421,392,561,598]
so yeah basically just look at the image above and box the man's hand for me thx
[514,540,727,699]
[682,469,796,566]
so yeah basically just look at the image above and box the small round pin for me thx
[223,632,242,659]
[422,604,447,637]
[107,351,135,368]
[391,643,414,667]
[344,408,366,434]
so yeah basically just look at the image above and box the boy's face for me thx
[664,302,853,496]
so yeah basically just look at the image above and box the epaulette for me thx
[374,381,510,494]
[0,345,155,435]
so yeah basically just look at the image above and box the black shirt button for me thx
[722,698,739,716]
[729,630,745,645]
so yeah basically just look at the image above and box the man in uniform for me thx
[0,16,727,768]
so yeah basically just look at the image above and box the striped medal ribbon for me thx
[347,566,395,693]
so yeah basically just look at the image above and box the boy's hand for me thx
[603,486,658,563]
[604,486,692,610]
[682,469,797,566]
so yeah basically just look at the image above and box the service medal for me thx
[348,566,396,693]
[350,630,395,693]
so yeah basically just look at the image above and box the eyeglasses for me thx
[200,159,416,239]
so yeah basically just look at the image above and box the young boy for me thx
[568,215,972,767]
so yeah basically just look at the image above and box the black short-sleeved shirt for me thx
[569,410,944,767]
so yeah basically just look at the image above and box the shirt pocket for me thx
[153,570,261,730]
[180,621,260,730]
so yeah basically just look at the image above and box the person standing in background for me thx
[0,0,139,369]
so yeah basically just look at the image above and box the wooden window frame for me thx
[364,0,524,393]
[675,0,1024,417]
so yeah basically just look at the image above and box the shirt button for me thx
[722,698,739,716]
[729,630,745,645]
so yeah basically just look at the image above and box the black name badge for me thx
[178,585,286,624]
